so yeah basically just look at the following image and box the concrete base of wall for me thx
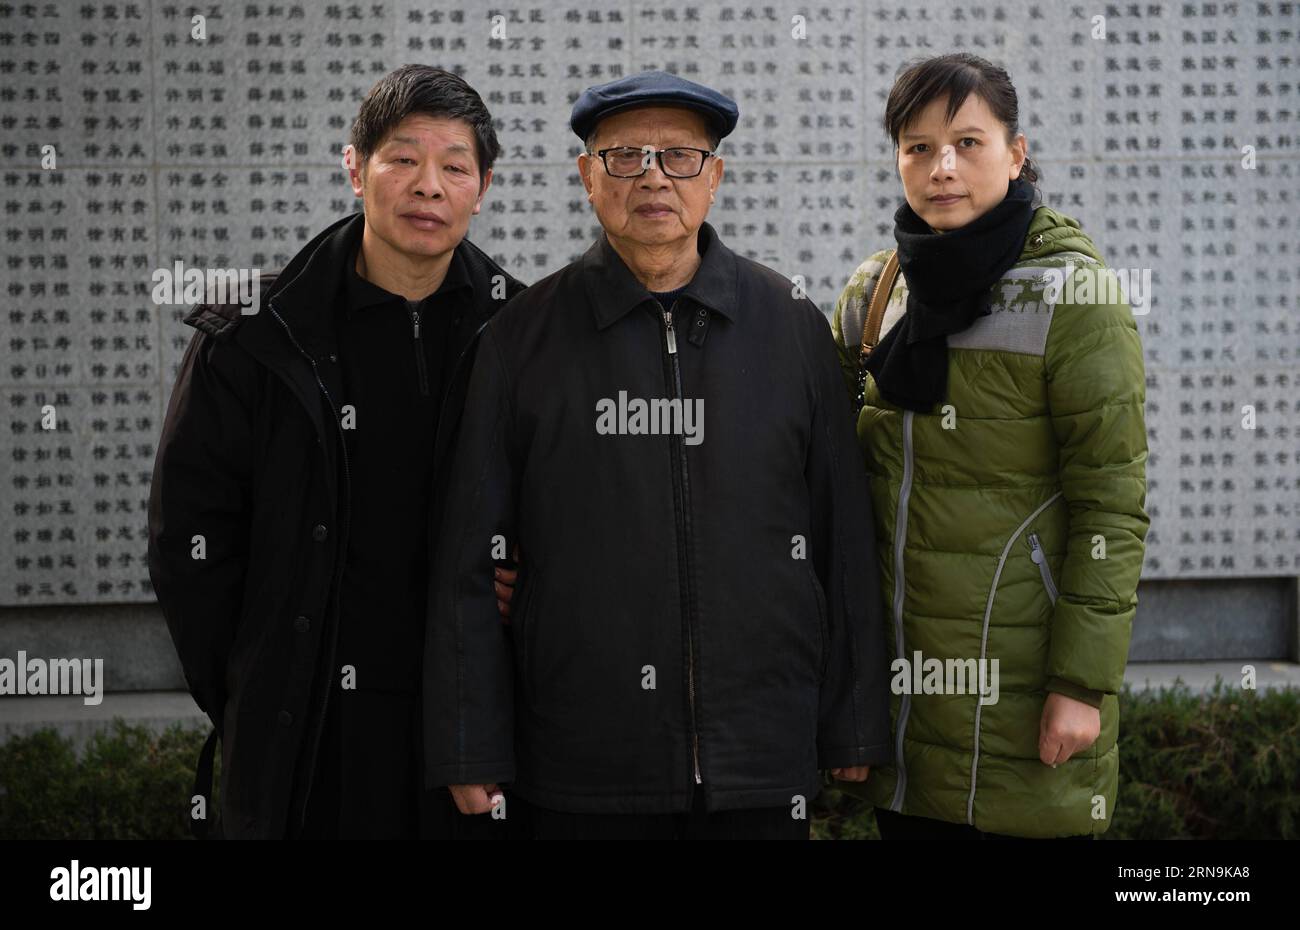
[3,663,1296,754]
[1,578,1297,751]
[0,603,188,692]
[1124,659,1300,693]
[0,578,1296,691]
[0,691,210,754]
[1131,577,1299,661]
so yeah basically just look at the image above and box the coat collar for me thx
[198,211,510,357]
[583,221,739,330]
[239,211,355,360]
[267,211,482,356]
[342,226,474,317]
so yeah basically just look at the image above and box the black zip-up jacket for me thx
[424,222,891,814]
[147,212,524,838]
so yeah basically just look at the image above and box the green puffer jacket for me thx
[830,206,1150,837]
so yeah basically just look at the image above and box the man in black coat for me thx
[147,66,527,839]
[425,71,892,839]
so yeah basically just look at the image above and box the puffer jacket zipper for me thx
[888,409,915,811]
[1028,533,1059,604]
[966,490,1064,824]
[660,303,702,786]
[267,300,352,833]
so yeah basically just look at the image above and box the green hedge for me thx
[0,720,217,840]
[1,682,1295,839]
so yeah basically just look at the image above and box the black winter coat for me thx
[424,223,891,814]
[147,213,524,838]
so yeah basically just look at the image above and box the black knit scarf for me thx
[865,177,1036,412]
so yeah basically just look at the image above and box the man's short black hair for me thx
[350,65,500,180]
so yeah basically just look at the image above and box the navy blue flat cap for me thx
[570,71,740,142]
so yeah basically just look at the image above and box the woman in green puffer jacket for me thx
[831,53,1150,838]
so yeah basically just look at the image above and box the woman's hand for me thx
[1039,692,1101,766]
[832,766,870,782]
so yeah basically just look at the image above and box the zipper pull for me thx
[663,309,677,355]
[1028,533,1045,564]
[411,308,421,340]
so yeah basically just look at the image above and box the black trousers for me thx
[530,785,809,840]
[296,687,531,840]
[874,808,1094,840]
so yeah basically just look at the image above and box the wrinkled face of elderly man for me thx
[578,106,725,254]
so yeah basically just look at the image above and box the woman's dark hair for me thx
[883,53,1039,186]
[349,65,500,180]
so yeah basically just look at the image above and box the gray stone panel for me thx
[0,0,1296,612]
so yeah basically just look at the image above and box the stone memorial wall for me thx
[1,1,1297,607]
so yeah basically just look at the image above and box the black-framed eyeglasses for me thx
[593,146,716,179]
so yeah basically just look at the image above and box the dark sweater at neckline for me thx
[650,285,688,312]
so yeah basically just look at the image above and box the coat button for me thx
[328,353,337,363]
[278,710,293,726]
[1028,233,1043,250]
[293,615,311,633]
[312,523,328,541]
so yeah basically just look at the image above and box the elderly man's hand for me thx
[449,784,504,815]
[494,545,521,622]
[831,766,870,782]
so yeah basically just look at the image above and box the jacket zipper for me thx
[888,409,915,812]
[1028,533,1059,605]
[661,304,702,786]
[431,317,492,482]
[267,301,352,833]
[965,491,1064,825]
[410,305,430,397]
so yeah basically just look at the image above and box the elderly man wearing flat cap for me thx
[423,71,891,839]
